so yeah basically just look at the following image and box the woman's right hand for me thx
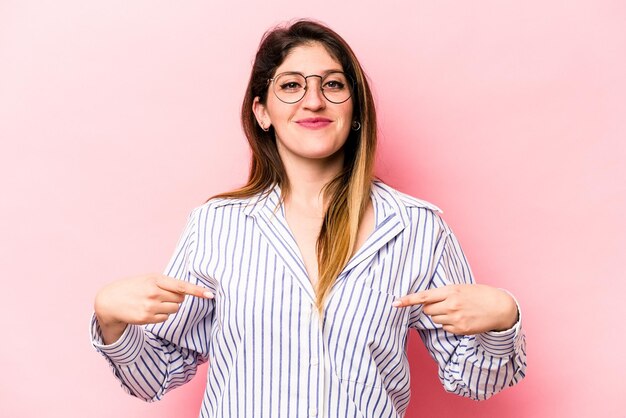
[94,274,214,345]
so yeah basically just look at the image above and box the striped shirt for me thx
[91,180,526,417]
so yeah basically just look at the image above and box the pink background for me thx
[1,1,624,417]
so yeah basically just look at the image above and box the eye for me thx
[324,80,345,90]
[323,72,349,90]
[280,81,304,91]
[275,73,305,92]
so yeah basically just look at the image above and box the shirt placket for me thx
[309,305,324,418]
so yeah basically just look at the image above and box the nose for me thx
[301,76,326,110]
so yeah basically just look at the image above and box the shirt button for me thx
[310,357,319,366]
[309,408,318,416]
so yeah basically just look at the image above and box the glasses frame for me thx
[267,71,355,104]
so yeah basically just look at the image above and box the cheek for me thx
[344,101,354,123]
[265,97,293,124]
[337,120,350,137]
[337,103,354,131]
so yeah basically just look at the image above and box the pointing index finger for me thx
[391,287,449,308]
[156,275,214,298]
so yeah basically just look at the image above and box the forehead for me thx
[275,42,343,75]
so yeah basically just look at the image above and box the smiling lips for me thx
[295,117,332,129]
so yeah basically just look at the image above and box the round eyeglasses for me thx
[268,71,354,104]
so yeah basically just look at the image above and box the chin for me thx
[277,132,347,161]
[301,146,345,161]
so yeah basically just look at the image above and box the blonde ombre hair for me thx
[213,20,377,313]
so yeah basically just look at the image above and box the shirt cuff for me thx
[475,290,523,357]
[90,313,145,365]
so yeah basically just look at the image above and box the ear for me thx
[252,97,271,130]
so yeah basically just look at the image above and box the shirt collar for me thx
[370,180,442,224]
[241,180,441,224]
[241,184,282,218]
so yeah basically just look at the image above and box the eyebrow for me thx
[278,69,344,76]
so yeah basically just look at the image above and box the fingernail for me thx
[391,300,402,307]
[204,291,214,298]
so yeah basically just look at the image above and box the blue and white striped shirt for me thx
[91,181,526,417]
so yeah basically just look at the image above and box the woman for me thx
[92,19,526,417]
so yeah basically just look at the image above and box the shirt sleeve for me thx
[89,207,216,402]
[408,228,527,401]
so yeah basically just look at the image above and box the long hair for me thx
[213,19,377,313]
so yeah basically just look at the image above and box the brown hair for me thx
[213,19,377,313]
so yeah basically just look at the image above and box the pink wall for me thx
[1,1,624,417]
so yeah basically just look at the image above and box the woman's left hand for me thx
[392,284,518,335]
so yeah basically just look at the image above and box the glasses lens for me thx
[273,73,307,103]
[321,72,352,104]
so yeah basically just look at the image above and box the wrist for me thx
[95,313,128,346]
[95,312,125,329]
[94,288,123,327]
[493,291,519,331]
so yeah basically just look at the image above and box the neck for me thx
[281,151,345,213]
